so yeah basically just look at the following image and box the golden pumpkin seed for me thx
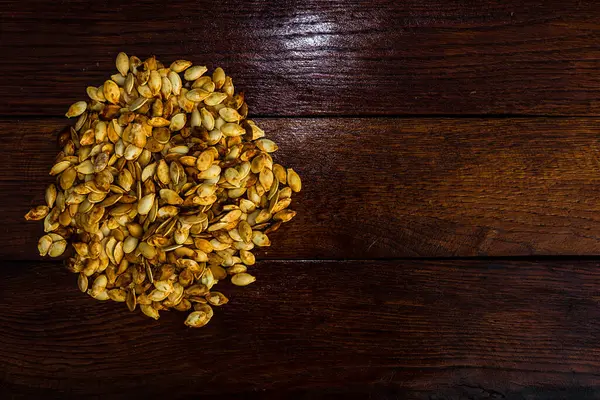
[159,189,183,205]
[137,193,156,215]
[168,71,182,95]
[206,291,228,306]
[221,123,246,137]
[25,205,50,221]
[148,70,162,96]
[204,92,228,106]
[129,96,148,111]
[193,303,214,318]
[115,52,129,76]
[256,139,279,153]
[66,101,87,118]
[212,67,225,88]
[27,54,302,329]
[287,168,302,192]
[231,272,256,286]
[103,80,120,104]
[123,236,139,254]
[184,65,208,81]
[219,107,242,122]
[90,274,108,297]
[170,59,192,73]
[252,231,271,247]
[47,240,67,257]
[78,273,89,292]
[141,304,160,320]
[185,88,210,102]
[198,164,221,180]
[126,288,137,311]
[239,250,255,265]
[138,242,157,259]
[169,113,186,131]
[38,235,53,256]
[184,310,210,328]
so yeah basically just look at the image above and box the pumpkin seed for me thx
[287,168,302,192]
[26,53,302,328]
[169,113,186,131]
[206,291,228,306]
[219,107,242,122]
[184,65,208,81]
[170,59,192,73]
[231,272,256,286]
[184,310,210,327]
[48,240,67,257]
[25,205,50,221]
[204,92,228,106]
[185,88,211,102]
[116,52,129,76]
[239,250,255,265]
[212,67,226,88]
[66,101,87,118]
[141,304,160,320]
[221,123,246,137]
[38,235,53,256]
[103,80,121,105]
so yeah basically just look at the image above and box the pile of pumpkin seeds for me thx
[24,53,301,328]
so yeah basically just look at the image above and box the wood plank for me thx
[2,259,600,398]
[7,117,600,260]
[2,0,600,116]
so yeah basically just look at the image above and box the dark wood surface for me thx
[7,117,600,260]
[3,0,600,398]
[3,0,600,116]
[2,259,600,399]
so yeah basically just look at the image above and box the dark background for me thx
[2,0,600,398]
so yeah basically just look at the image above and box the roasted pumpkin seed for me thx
[26,53,302,328]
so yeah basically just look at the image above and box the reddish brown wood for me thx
[1,259,600,398]
[6,117,600,260]
[3,1,600,398]
[2,0,600,116]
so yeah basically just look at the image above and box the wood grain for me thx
[2,259,600,399]
[2,0,600,116]
[7,117,600,260]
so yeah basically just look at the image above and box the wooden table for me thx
[2,1,600,398]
